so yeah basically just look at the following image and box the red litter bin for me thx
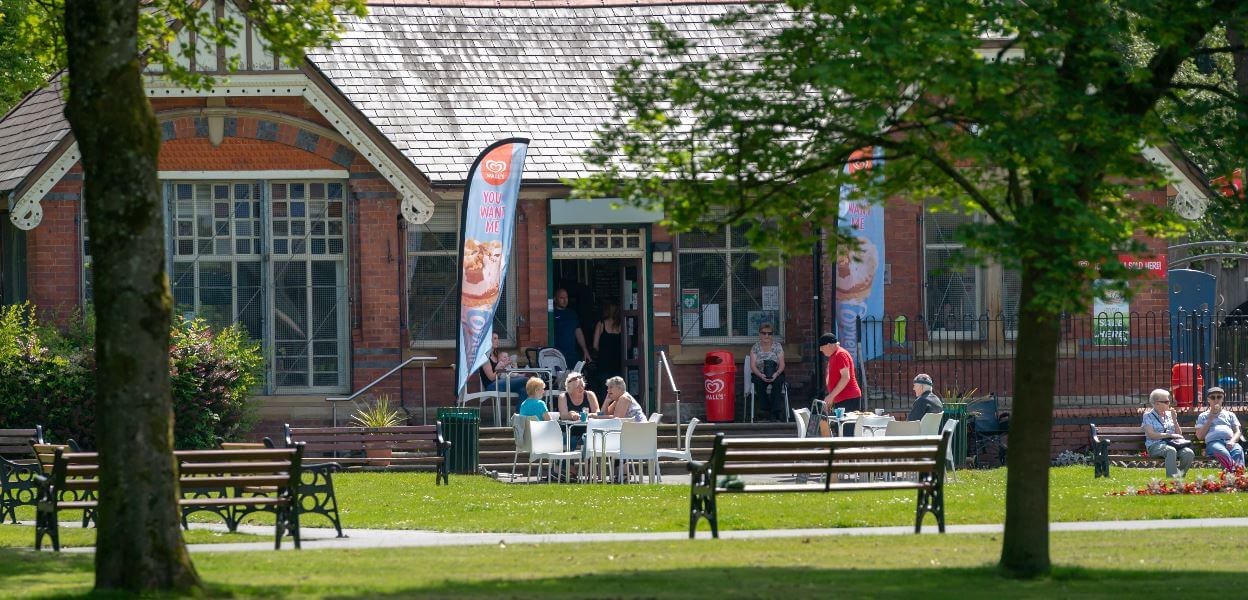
[1171,363,1203,408]
[703,351,736,422]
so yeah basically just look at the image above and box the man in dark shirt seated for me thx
[907,373,943,422]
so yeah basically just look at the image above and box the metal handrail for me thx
[327,355,438,427]
[656,350,684,450]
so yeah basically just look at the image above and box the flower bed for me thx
[1109,467,1248,496]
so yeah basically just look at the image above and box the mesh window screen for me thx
[925,247,978,332]
[170,181,265,340]
[165,179,348,392]
[270,181,347,390]
[678,222,783,341]
[407,201,512,344]
[730,253,780,337]
[924,202,980,333]
[1002,269,1022,330]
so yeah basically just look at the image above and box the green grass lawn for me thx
[6,466,1244,539]
[207,465,1246,534]
[0,525,262,549]
[1,528,1245,598]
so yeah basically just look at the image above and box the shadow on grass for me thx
[224,566,1218,599]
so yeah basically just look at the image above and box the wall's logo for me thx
[704,378,725,396]
[481,144,513,186]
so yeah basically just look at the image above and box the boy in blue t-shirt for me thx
[517,377,550,420]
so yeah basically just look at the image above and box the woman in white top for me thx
[1141,389,1194,479]
[600,376,645,422]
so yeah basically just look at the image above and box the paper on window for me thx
[762,286,780,311]
[703,303,721,329]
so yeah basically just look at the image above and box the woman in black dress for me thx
[592,301,624,396]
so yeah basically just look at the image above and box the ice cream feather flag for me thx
[455,138,529,394]
[836,147,885,361]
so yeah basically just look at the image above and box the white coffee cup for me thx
[874,408,885,416]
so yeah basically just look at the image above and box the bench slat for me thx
[178,462,293,474]
[306,456,442,465]
[180,476,293,488]
[721,460,937,476]
[289,426,437,435]
[721,435,942,449]
[175,449,296,460]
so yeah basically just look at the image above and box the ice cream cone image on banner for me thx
[836,238,879,356]
[461,238,504,360]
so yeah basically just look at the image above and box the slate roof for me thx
[308,3,767,183]
[0,76,70,192]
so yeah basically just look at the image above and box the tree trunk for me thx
[998,261,1060,578]
[63,0,200,592]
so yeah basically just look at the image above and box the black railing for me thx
[853,311,1248,411]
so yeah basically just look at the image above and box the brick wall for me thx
[25,167,83,324]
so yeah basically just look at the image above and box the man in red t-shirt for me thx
[819,332,862,414]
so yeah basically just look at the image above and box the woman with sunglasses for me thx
[1196,386,1244,471]
[749,323,786,421]
[557,371,600,421]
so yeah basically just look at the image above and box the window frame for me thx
[921,202,1020,340]
[406,200,515,349]
[676,223,785,345]
[158,177,352,395]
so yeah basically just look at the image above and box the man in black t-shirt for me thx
[907,373,943,422]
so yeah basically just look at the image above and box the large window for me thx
[677,224,782,342]
[406,201,513,346]
[922,200,1020,335]
[167,180,349,393]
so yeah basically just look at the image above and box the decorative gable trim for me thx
[9,73,434,230]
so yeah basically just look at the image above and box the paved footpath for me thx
[42,517,1248,554]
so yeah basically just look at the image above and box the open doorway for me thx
[552,258,646,401]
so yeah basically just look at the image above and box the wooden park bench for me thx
[283,424,450,485]
[34,446,305,551]
[1,427,45,523]
[182,440,345,538]
[1090,424,1206,478]
[688,431,952,539]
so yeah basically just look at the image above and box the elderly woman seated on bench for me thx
[1142,389,1195,479]
[1196,386,1245,471]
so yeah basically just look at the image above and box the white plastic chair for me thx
[855,415,892,438]
[459,378,507,427]
[656,417,700,471]
[919,412,943,436]
[528,420,581,483]
[613,421,659,484]
[583,418,623,482]
[509,415,539,482]
[648,412,662,423]
[743,354,790,423]
[884,420,922,437]
[942,418,960,482]
[793,408,811,439]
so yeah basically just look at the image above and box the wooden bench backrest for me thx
[1,427,43,460]
[285,424,443,456]
[44,447,303,495]
[31,443,77,475]
[176,447,303,491]
[712,432,950,478]
[1091,424,1152,453]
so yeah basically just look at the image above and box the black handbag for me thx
[1164,438,1193,451]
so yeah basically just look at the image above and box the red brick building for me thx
[0,1,1215,452]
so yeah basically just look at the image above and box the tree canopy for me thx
[577,0,1248,578]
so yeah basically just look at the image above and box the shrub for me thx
[169,317,263,449]
[0,303,264,449]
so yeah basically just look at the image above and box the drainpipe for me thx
[813,227,824,396]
